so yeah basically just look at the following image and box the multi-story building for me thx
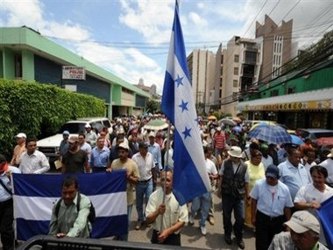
[133,78,158,97]
[256,15,293,83]
[187,49,216,114]
[219,36,263,116]
[0,26,150,118]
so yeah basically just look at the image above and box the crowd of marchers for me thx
[1,114,333,250]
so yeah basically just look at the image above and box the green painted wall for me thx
[112,85,121,104]
[22,50,34,80]
[3,48,15,79]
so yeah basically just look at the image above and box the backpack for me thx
[55,192,96,224]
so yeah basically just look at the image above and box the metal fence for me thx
[18,235,206,250]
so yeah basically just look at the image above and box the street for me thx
[128,192,255,250]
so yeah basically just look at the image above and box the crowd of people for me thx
[1,114,333,249]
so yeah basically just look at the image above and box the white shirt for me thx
[19,150,50,174]
[250,179,293,217]
[132,152,154,181]
[146,188,188,234]
[320,158,333,184]
[294,183,333,206]
[205,158,218,175]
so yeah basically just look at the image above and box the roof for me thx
[0,27,150,98]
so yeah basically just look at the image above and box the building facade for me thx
[256,15,293,83]
[0,27,150,118]
[187,49,216,114]
[238,59,333,129]
[219,36,263,116]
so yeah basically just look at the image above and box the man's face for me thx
[16,137,25,145]
[288,150,301,167]
[78,135,85,145]
[160,171,173,194]
[26,141,37,154]
[100,132,106,138]
[139,147,148,157]
[149,136,155,144]
[62,184,77,206]
[290,229,318,250]
[118,148,128,161]
[63,134,69,140]
[306,151,316,164]
[266,175,278,186]
[68,141,78,151]
[230,156,241,163]
[311,170,326,190]
[97,138,104,149]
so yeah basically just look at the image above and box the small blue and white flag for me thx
[13,172,127,240]
[161,0,211,205]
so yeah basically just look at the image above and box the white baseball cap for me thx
[284,210,320,234]
[118,142,129,150]
[16,133,27,138]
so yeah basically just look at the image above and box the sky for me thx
[1,0,333,94]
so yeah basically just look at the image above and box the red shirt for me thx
[213,132,226,149]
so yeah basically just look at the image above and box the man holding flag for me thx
[161,0,210,207]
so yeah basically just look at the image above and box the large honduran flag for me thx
[13,171,127,240]
[161,0,210,205]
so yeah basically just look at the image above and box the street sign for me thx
[62,66,86,80]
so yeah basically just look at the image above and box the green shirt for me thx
[49,193,91,238]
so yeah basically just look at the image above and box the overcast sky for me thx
[1,0,333,94]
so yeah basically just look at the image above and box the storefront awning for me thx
[238,87,333,112]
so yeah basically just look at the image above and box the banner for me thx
[13,171,127,240]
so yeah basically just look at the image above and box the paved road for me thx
[128,192,255,250]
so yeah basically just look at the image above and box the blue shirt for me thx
[278,160,311,200]
[148,142,162,170]
[0,166,21,202]
[250,179,293,217]
[90,146,110,168]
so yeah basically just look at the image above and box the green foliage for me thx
[146,99,160,113]
[0,79,105,157]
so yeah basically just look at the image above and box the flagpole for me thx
[160,120,172,232]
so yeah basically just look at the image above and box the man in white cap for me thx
[108,142,139,241]
[84,124,97,147]
[219,146,249,249]
[10,132,26,166]
[268,210,328,250]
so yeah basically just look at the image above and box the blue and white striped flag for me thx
[161,0,210,205]
[13,171,127,240]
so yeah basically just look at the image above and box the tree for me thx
[146,99,160,114]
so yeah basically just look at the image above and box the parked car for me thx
[297,128,333,148]
[37,117,112,163]
[296,128,333,140]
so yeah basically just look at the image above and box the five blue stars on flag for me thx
[175,74,193,139]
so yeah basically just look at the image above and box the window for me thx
[233,80,238,88]
[234,55,239,63]
[14,54,22,78]
[234,67,239,75]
